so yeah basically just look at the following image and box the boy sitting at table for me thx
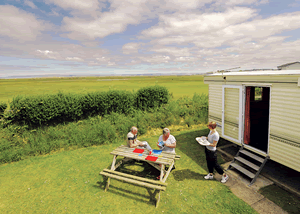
[127,126,152,154]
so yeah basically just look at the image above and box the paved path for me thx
[214,162,288,214]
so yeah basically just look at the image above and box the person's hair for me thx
[208,122,217,129]
[131,126,138,132]
[163,128,170,135]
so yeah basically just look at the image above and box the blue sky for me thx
[0,0,300,78]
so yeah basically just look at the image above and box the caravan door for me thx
[222,85,243,145]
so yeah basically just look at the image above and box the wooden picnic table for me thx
[100,145,180,208]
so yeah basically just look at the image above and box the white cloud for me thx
[141,7,256,38]
[36,50,60,59]
[61,0,151,40]
[156,0,211,11]
[223,12,300,40]
[148,46,192,57]
[0,5,47,41]
[45,0,102,11]
[174,56,197,62]
[62,13,136,40]
[122,43,141,54]
[213,0,266,6]
[96,57,116,66]
[24,0,38,9]
[142,9,300,49]
[138,55,171,64]
[65,57,84,62]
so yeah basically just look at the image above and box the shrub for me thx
[6,90,137,127]
[0,92,209,164]
[136,86,169,111]
[0,102,7,116]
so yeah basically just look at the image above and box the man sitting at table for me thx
[127,126,152,154]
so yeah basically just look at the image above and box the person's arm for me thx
[165,136,176,148]
[165,141,176,148]
[157,142,161,148]
[209,140,218,147]
[157,136,163,148]
[128,139,137,148]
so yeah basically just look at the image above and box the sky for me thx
[1,0,300,78]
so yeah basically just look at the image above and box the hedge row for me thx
[3,86,169,127]
[0,93,208,163]
[0,102,7,116]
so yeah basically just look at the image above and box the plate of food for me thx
[196,137,210,146]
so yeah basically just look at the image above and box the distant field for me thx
[0,75,208,103]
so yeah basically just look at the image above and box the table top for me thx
[110,145,175,165]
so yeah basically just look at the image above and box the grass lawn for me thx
[259,185,300,214]
[0,75,208,103]
[0,127,257,214]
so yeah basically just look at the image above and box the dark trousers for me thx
[205,147,224,175]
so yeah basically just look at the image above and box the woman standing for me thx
[201,122,229,183]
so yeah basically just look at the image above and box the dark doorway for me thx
[244,86,270,152]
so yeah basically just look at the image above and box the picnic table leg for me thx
[147,162,166,176]
[156,190,161,208]
[105,155,117,192]
[114,157,131,170]
[162,160,175,183]
[160,164,165,182]
[155,164,165,208]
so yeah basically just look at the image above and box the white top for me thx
[127,132,138,147]
[206,130,220,151]
[158,134,176,154]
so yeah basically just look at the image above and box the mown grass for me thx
[259,185,300,214]
[0,127,257,214]
[0,75,207,103]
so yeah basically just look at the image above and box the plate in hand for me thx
[196,137,210,146]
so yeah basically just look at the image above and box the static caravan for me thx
[204,70,300,185]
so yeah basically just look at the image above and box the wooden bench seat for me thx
[100,169,167,191]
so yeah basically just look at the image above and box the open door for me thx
[243,86,270,153]
[222,85,243,144]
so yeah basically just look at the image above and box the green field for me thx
[0,75,208,103]
[0,127,257,214]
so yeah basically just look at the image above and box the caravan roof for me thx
[205,70,300,76]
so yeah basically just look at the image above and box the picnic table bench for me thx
[100,145,180,207]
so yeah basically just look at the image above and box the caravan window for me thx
[254,87,262,101]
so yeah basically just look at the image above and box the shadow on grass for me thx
[174,129,209,169]
[172,169,206,181]
[173,129,231,171]
[96,161,162,206]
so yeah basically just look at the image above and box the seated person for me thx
[127,126,152,154]
[157,128,176,154]
[156,128,177,177]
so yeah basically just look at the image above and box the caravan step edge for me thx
[234,156,260,171]
[239,150,264,163]
[230,163,256,179]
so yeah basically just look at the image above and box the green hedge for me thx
[0,102,7,116]
[136,85,169,111]
[0,92,208,163]
[3,87,168,127]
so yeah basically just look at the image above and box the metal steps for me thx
[239,150,264,163]
[227,145,269,186]
[231,163,255,179]
[234,156,260,171]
